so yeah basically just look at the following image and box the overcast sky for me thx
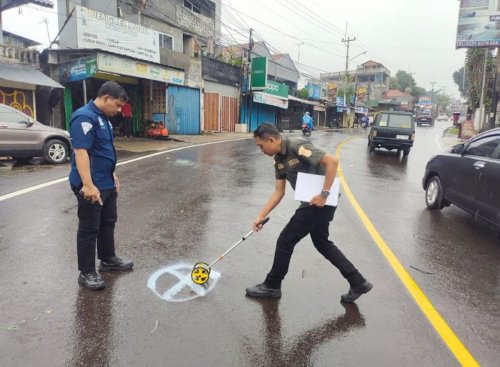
[2,0,466,98]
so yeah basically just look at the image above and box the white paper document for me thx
[294,172,340,206]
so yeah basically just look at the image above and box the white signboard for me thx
[76,5,160,63]
[97,54,184,85]
[253,92,288,109]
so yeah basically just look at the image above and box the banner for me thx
[97,53,184,85]
[456,0,500,48]
[76,5,160,63]
[251,57,267,89]
[356,87,367,104]
[58,57,97,82]
[306,83,321,100]
[253,91,288,109]
[327,83,338,101]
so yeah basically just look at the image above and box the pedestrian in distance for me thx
[121,100,133,138]
[69,81,134,291]
[246,123,373,302]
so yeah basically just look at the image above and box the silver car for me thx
[0,103,71,164]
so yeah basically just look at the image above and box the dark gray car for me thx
[0,103,71,164]
[368,111,415,156]
[423,127,500,229]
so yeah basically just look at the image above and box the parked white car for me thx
[437,113,448,121]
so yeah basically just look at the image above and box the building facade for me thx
[46,0,221,135]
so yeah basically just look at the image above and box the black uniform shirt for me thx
[274,137,327,207]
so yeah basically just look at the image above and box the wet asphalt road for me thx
[0,124,499,366]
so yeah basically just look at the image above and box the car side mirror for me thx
[25,120,34,127]
[452,143,465,154]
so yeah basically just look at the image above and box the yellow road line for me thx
[336,138,479,367]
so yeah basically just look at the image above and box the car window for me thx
[0,106,27,124]
[388,115,412,128]
[465,135,500,159]
[378,114,389,126]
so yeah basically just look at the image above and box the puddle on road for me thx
[0,159,66,175]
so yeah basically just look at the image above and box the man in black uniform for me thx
[246,123,372,302]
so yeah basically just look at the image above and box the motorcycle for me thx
[301,124,312,136]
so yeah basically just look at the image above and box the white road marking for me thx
[0,138,250,203]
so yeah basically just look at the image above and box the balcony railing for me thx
[0,44,40,67]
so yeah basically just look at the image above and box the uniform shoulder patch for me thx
[298,145,312,158]
[81,122,93,135]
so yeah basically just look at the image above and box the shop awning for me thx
[288,95,323,107]
[0,63,64,88]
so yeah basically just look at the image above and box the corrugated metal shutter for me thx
[203,92,219,131]
[166,86,200,135]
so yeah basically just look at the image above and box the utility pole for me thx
[478,48,488,131]
[342,27,356,127]
[247,28,253,131]
[296,41,304,75]
[430,81,436,114]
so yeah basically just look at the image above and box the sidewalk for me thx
[114,132,252,157]
[441,126,461,148]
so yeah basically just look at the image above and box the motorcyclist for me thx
[301,111,313,134]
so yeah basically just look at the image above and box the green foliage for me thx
[413,86,427,99]
[336,84,355,101]
[297,88,309,99]
[464,49,495,111]
[389,77,401,90]
[452,67,468,99]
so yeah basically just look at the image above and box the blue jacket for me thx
[302,114,313,129]
[68,101,117,191]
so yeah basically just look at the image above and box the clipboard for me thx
[294,172,340,206]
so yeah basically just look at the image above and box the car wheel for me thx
[403,149,410,157]
[43,139,68,164]
[425,176,445,210]
[369,142,375,153]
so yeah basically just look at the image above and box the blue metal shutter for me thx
[166,86,200,135]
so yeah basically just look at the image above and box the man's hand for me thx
[81,183,103,205]
[114,173,120,192]
[310,194,327,207]
[252,216,267,232]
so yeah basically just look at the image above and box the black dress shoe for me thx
[78,271,106,290]
[99,256,134,272]
[246,283,281,298]
[341,280,373,303]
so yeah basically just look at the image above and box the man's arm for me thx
[310,153,339,207]
[253,179,286,231]
[74,148,102,204]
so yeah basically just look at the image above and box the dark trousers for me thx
[72,186,117,273]
[265,205,365,289]
[124,117,133,137]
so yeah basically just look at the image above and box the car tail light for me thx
[410,133,415,141]
[372,129,377,137]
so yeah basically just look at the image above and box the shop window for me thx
[159,33,174,50]
[184,0,201,14]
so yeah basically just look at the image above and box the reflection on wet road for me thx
[1,126,498,366]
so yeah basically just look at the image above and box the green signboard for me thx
[58,57,97,82]
[251,57,267,89]
[264,80,289,99]
[367,99,379,107]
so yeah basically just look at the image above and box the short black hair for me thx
[253,123,281,139]
[97,81,128,101]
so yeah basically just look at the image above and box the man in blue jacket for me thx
[302,111,314,131]
[69,81,133,290]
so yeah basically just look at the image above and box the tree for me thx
[463,48,495,111]
[452,67,468,99]
[297,88,309,99]
[389,77,401,90]
[412,86,427,100]
[394,70,417,92]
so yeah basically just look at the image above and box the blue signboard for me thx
[336,96,345,107]
[306,83,321,100]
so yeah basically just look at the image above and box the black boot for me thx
[78,271,106,290]
[341,280,373,303]
[99,256,134,272]
[246,283,281,298]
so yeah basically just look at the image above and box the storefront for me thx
[56,52,185,136]
[240,91,289,132]
[0,62,64,121]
